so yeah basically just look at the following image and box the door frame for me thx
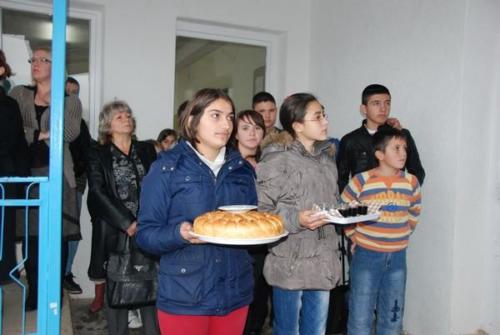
[176,17,285,107]
[0,0,103,138]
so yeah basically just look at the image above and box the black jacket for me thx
[0,87,29,178]
[87,140,157,280]
[69,120,92,178]
[337,121,425,192]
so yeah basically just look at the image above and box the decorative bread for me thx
[193,210,284,239]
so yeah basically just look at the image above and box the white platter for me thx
[218,205,258,214]
[314,211,380,225]
[189,231,289,245]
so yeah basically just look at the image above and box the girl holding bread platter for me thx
[256,93,342,335]
[136,88,259,335]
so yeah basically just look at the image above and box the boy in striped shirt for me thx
[341,127,422,335]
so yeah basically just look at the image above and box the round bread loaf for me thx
[193,210,284,239]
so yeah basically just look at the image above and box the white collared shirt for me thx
[186,142,226,177]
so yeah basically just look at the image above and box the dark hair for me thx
[231,109,266,161]
[176,100,189,125]
[157,128,178,142]
[0,49,13,79]
[144,139,162,153]
[179,88,235,145]
[361,84,391,105]
[252,91,276,108]
[372,125,407,155]
[279,93,318,138]
[66,76,80,87]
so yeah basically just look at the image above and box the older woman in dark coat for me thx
[87,100,159,335]
[0,50,29,284]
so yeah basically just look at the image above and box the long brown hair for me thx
[179,88,236,145]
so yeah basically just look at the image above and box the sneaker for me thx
[128,310,143,329]
[63,273,83,294]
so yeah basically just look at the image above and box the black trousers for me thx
[0,199,18,284]
[244,250,272,334]
[23,237,68,301]
[106,304,160,335]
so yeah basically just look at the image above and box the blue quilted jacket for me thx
[136,140,257,315]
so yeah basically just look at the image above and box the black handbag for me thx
[326,230,349,335]
[106,237,158,308]
[28,140,50,168]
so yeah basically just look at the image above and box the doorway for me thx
[174,36,267,127]
[174,18,284,129]
[1,8,91,121]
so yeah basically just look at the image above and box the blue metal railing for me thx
[0,0,68,334]
[0,177,48,335]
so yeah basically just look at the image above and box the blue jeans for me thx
[272,287,329,335]
[348,247,407,335]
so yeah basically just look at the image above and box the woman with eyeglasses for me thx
[256,93,341,335]
[9,47,82,311]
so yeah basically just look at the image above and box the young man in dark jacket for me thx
[337,84,425,193]
[253,91,281,138]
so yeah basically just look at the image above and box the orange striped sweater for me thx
[341,169,422,252]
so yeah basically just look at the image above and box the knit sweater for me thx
[341,169,422,252]
[9,85,82,187]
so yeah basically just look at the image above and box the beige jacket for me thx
[257,132,341,290]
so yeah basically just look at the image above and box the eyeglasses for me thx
[303,113,328,122]
[28,57,52,64]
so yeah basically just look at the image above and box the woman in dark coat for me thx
[87,100,159,335]
[0,50,29,284]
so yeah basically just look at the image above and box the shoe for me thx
[63,273,83,294]
[128,310,142,329]
[89,283,105,313]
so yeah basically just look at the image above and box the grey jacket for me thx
[9,85,82,187]
[257,132,341,290]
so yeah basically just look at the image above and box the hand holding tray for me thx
[312,202,382,225]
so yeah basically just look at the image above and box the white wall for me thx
[59,0,313,298]
[451,1,500,333]
[68,0,312,138]
[309,0,500,334]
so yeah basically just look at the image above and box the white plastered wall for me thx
[36,0,313,299]
[309,0,500,334]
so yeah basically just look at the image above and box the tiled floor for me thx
[69,298,142,335]
[1,280,73,335]
[69,298,272,335]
